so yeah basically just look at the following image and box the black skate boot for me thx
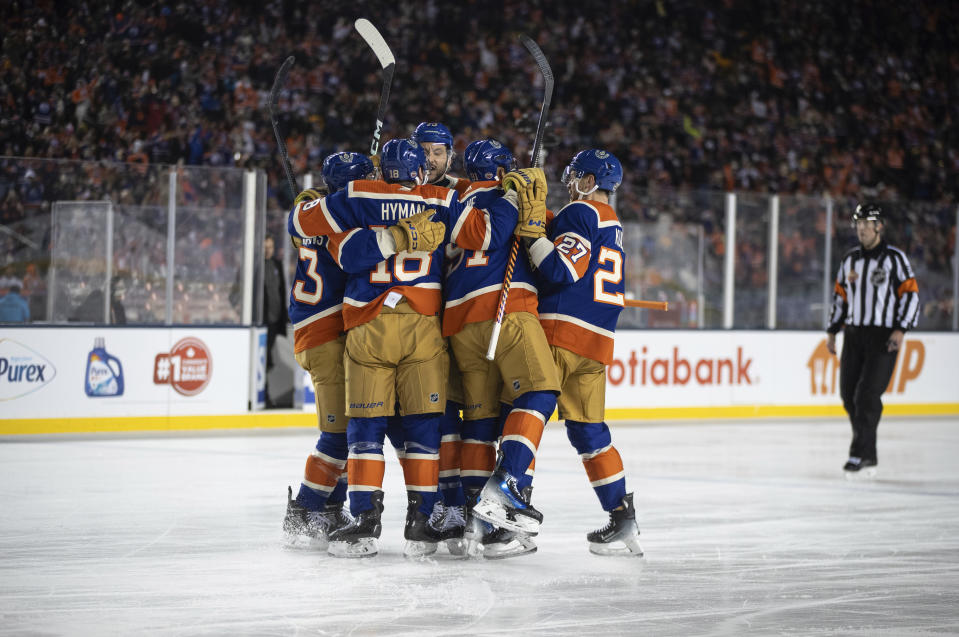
[318,501,353,536]
[481,525,537,560]
[587,493,644,557]
[327,490,384,558]
[404,493,441,559]
[429,501,468,558]
[283,486,339,549]
[472,468,543,536]
[843,456,877,479]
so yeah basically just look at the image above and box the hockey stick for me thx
[624,299,669,311]
[354,19,395,165]
[486,34,554,361]
[269,55,299,198]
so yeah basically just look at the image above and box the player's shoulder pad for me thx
[414,183,457,207]
[557,200,620,228]
[348,179,396,196]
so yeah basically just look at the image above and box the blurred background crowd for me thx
[1,0,956,327]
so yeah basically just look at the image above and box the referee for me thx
[826,203,920,477]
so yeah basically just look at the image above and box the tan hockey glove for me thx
[388,209,446,252]
[293,188,325,205]
[502,168,548,238]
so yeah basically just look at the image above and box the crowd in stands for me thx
[1,0,956,326]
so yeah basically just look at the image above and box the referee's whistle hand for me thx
[886,330,904,352]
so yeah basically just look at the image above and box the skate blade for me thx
[588,540,645,557]
[844,467,877,480]
[403,540,438,559]
[444,538,469,559]
[465,538,485,558]
[283,532,330,551]
[328,538,378,558]
[471,501,540,536]
[483,539,537,560]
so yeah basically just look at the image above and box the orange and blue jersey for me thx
[287,235,346,354]
[288,229,390,353]
[442,180,539,337]
[527,199,625,365]
[288,179,518,330]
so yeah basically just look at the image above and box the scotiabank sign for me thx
[608,345,753,387]
[606,331,955,410]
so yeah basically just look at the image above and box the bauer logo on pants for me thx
[153,337,212,396]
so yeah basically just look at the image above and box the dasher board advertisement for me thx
[0,327,252,419]
[605,331,959,413]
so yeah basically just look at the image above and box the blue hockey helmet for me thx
[411,121,454,148]
[321,152,374,193]
[463,138,516,182]
[561,149,624,194]
[379,138,429,184]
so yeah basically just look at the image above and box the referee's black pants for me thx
[839,326,899,462]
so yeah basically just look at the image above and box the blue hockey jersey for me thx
[289,179,517,330]
[528,199,625,364]
[442,180,539,337]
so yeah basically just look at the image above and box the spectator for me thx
[0,278,30,323]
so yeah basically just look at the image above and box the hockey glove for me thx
[502,168,548,239]
[293,188,326,205]
[388,209,446,252]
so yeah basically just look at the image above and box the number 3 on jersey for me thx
[293,246,324,305]
[594,246,624,306]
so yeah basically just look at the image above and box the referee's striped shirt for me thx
[827,240,920,333]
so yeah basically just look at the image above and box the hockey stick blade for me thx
[354,19,396,159]
[354,19,395,68]
[269,55,299,198]
[624,299,669,311]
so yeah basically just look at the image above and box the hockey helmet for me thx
[380,138,429,184]
[852,203,883,223]
[321,152,374,193]
[463,138,516,182]
[412,121,454,148]
[561,149,623,194]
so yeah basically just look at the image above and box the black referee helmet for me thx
[852,203,883,222]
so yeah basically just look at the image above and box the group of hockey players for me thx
[282,121,644,560]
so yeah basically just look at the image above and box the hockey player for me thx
[411,121,471,547]
[412,121,470,194]
[288,138,530,558]
[282,151,375,548]
[458,146,566,546]
[449,138,561,559]
[520,149,643,556]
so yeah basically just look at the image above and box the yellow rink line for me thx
[3,403,958,435]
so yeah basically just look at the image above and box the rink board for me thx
[2,328,958,434]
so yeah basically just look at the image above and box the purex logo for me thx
[807,338,924,395]
[607,346,753,386]
[0,338,57,400]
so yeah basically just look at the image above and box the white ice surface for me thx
[2,416,958,636]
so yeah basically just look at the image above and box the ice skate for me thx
[481,526,537,560]
[404,493,440,559]
[429,502,468,558]
[283,486,351,549]
[472,469,543,536]
[843,457,877,479]
[587,493,644,557]
[327,490,384,558]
